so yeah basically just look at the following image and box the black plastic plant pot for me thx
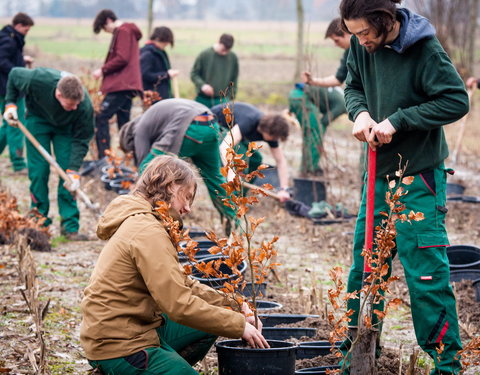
[255,300,283,311]
[190,255,247,288]
[109,178,135,194]
[295,365,341,374]
[216,339,296,375]
[296,341,342,360]
[261,327,316,341]
[252,165,280,189]
[450,269,480,282]
[292,178,326,206]
[178,248,214,263]
[100,174,113,190]
[446,183,465,196]
[462,196,480,203]
[473,279,480,302]
[259,313,319,328]
[447,245,480,270]
[101,164,136,177]
[184,226,207,238]
[241,282,267,297]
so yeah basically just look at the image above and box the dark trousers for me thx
[95,90,136,158]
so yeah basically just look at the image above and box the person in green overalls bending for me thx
[190,33,238,108]
[3,67,94,240]
[119,98,236,226]
[339,0,469,373]
[288,84,346,175]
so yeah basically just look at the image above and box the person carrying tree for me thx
[0,12,34,174]
[3,67,94,241]
[210,101,292,202]
[81,154,268,375]
[92,9,143,159]
[338,0,469,373]
[140,26,179,103]
[190,33,239,108]
[118,98,237,227]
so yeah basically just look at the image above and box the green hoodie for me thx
[6,67,94,170]
[345,9,469,177]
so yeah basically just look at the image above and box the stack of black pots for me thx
[100,165,137,195]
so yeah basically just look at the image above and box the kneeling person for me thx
[80,155,267,375]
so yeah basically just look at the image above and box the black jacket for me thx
[140,43,171,100]
[0,25,26,96]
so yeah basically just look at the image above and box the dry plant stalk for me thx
[326,161,425,374]
[155,99,280,333]
[16,235,50,374]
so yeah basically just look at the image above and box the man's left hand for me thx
[64,169,80,192]
[277,189,291,203]
[369,119,396,147]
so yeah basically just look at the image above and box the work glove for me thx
[3,104,18,126]
[64,169,80,192]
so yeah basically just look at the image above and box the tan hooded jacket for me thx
[80,194,245,360]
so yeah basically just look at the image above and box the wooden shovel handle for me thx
[241,181,280,200]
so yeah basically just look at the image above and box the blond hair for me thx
[133,155,198,207]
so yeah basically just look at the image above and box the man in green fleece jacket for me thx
[190,33,238,108]
[339,0,469,374]
[3,67,94,240]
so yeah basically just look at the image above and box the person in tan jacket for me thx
[80,155,267,374]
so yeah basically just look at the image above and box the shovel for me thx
[241,181,311,217]
[13,119,101,217]
[350,146,378,373]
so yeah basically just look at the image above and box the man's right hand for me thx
[3,104,18,126]
[242,322,269,349]
[352,111,379,149]
[201,84,214,97]
[302,71,312,84]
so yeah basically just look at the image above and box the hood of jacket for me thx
[120,22,142,41]
[1,25,25,48]
[389,8,436,54]
[96,194,183,241]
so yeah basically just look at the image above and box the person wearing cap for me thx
[3,67,94,240]
[190,33,238,108]
[119,98,236,226]
[210,102,292,202]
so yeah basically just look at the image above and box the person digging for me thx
[338,0,469,373]
[211,101,292,202]
[119,98,237,233]
[80,155,268,375]
[3,67,94,241]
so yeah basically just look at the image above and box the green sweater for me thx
[6,67,94,170]
[345,37,469,177]
[190,47,239,98]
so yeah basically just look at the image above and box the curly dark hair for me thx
[339,0,401,39]
[93,9,117,34]
[258,114,289,142]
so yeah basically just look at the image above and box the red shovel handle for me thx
[364,147,377,273]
